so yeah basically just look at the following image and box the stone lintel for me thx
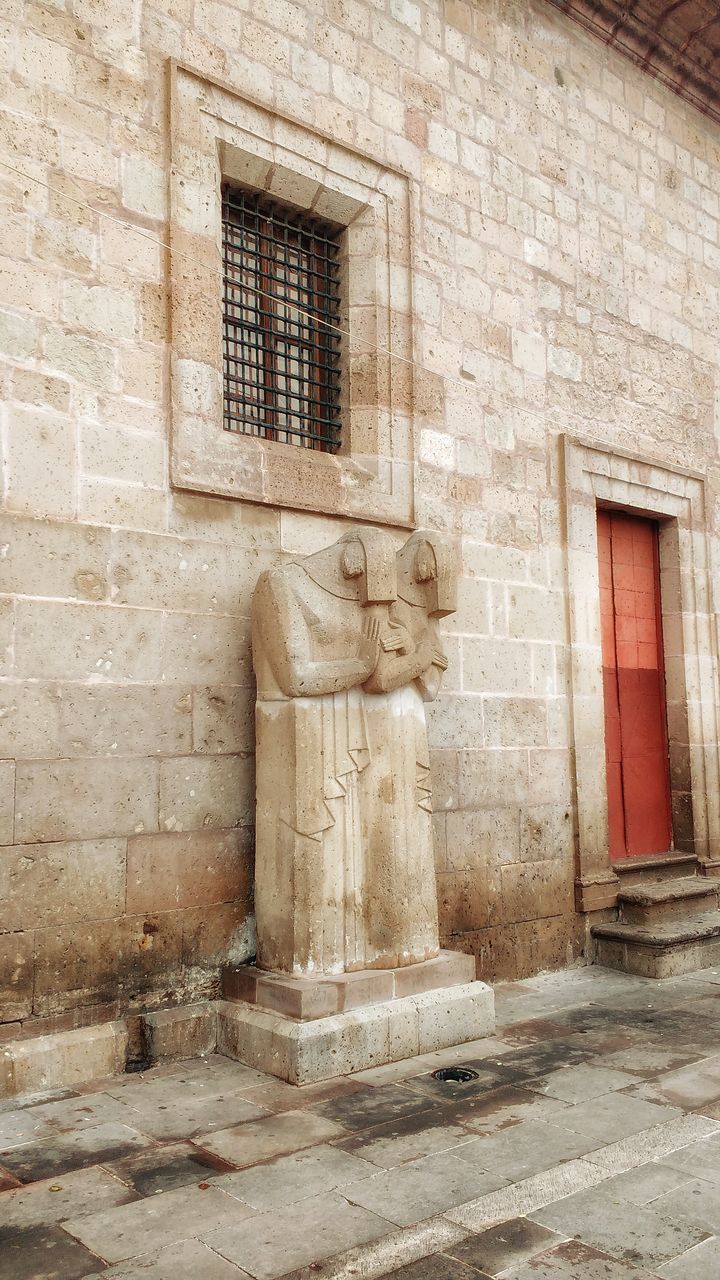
[216,980,496,1085]
[221,950,476,1021]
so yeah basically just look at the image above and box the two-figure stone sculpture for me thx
[251,528,456,977]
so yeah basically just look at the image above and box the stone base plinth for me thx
[216,976,495,1085]
[221,950,476,1021]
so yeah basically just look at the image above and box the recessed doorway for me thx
[598,509,673,861]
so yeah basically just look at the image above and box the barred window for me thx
[222,185,342,453]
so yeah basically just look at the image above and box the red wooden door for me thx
[598,510,672,860]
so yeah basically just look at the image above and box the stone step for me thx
[618,876,720,925]
[592,911,720,979]
[613,853,698,886]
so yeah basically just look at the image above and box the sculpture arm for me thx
[363,634,434,694]
[253,570,375,698]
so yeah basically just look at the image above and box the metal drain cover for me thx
[431,1066,479,1083]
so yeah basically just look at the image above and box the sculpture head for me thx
[339,529,397,606]
[397,530,457,618]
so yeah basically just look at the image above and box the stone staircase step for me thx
[617,876,720,925]
[613,853,698,885]
[592,911,720,978]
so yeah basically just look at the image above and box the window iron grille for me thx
[222,185,343,453]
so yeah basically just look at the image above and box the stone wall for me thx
[1,0,719,1030]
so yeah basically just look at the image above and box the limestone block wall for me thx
[1,0,719,1029]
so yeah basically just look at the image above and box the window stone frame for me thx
[168,62,416,527]
[562,434,720,912]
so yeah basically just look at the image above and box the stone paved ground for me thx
[3,966,720,1280]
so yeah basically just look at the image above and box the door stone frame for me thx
[562,435,720,912]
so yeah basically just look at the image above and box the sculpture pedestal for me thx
[217,951,495,1085]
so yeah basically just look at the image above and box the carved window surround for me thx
[562,436,720,912]
[168,62,416,527]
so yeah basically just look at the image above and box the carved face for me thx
[340,531,397,606]
[398,532,456,618]
[341,541,365,582]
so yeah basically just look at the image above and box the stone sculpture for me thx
[251,527,457,977]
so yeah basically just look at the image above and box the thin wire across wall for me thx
[0,157,483,394]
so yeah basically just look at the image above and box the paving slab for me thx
[449,1084,571,1134]
[1,1121,155,1183]
[527,1064,638,1102]
[649,1174,720,1231]
[276,1216,470,1280]
[0,1223,106,1280]
[83,1239,253,1278]
[193,1109,346,1166]
[658,1236,720,1278]
[0,1167,21,1191]
[1,1166,138,1228]
[380,1257,488,1279]
[205,1189,395,1279]
[596,1162,693,1205]
[444,1216,564,1275]
[597,1044,706,1077]
[64,1183,254,1264]
[214,1143,374,1210]
[103,1140,238,1196]
[335,1113,475,1168]
[308,1084,435,1131]
[658,1129,720,1183]
[531,1184,711,1269]
[6,968,720,1280]
[343,1149,508,1226]
[553,1092,682,1142]
[636,1053,720,1108]
[500,1238,664,1278]
[452,1119,602,1181]
[111,1092,269,1141]
[445,1159,609,1232]
[0,1092,132,1152]
[583,1112,720,1173]
[232,1076,365,1114]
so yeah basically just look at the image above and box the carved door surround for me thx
[562,436,720,912]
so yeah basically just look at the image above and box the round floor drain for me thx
[431,1066,479,1083]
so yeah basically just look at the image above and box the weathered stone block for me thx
[217,980,495,1084]
[79,478,169,533]
[0,839,126,931]
[126,828,252,913]
[3,1022,129,1098]
[158,755,253,831]
[33,913,183,1014]
[0,682,192,761]
[446,808,520,870]
[4,406,76,520]
[111,531,230,613]
[0,931,33,1021]
[182,901,255,971]
[81,424,166,488]
[484,697,548,749]
[144,1002,217,1060]
[0,515,110,602]
[0,760,14,844]
[14,602,164,683]
[14,758,159,843]
[161,612,253,685]
[520,804,574,862]
[499,859,574,925]
[192,686,254,753]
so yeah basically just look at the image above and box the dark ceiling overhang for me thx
[542,1,720,126]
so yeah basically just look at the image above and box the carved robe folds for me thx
[251,529,457,976]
